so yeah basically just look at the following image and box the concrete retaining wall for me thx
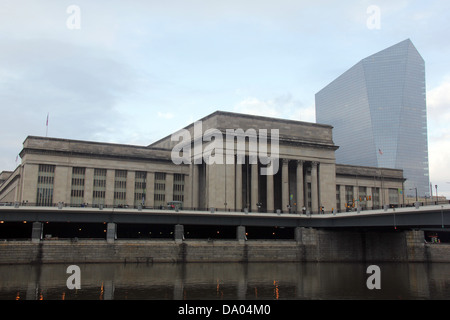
[1,229,449,264]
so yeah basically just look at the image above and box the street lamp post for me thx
[435,185,438,205]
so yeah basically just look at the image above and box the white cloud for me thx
[157,112,175,119]
[427,78,450,198]
[289,104,316,123]
[234,97,281,118]
[427,79,450,123]
[428,134,450,198]
[233,93,315,122]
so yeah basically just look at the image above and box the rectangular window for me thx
[36,164,55,206]
[114,170,127,207]
[372,187,380,208]
[93,168,107,207]
[154,172,166,208]
[134,171,147,207]
[345,186,354,208]
[173,174,185,203]
[336,185,340,211]
[71,167,85,206]
[359,186,367,208]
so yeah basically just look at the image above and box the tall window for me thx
[345,186,354,208]
[359,186,367,208]
[114,170,127,207]
[93,168,107,207]
[173,174,185,202]
[71,167,85,206]
[154,172,166,208]
[36,164,55,206]
[336,185,341,211]
[372,187,380,208]
[134,171,147,207]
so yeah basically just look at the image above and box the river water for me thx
[0,262,449,300]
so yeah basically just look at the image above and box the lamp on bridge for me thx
[435,185,438,204]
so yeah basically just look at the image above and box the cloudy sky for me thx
[1,0,449,197]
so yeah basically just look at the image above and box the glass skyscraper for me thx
[315,39,430,197]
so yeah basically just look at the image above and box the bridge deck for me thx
[1,204,449,229]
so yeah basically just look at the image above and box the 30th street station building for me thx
[0,111,405,214]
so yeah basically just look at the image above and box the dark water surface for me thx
[0,262,449,300]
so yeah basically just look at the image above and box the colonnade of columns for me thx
[263,159,320,214]
[190,158,322,214]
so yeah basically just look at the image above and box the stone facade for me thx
[0,111,405,213]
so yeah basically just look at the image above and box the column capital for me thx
[296,159,305,165]
[311,161,319,167]
[282,158,289,165]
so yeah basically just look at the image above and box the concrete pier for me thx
[174,224,184,243]
[106,223,116,244]
[236,225,246,243]
[31,222,43,244]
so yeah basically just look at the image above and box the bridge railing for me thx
[2,199,450,215]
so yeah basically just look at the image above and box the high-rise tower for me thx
[315,39,429,197]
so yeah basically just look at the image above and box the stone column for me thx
[340,185,346,212]
[192,165,199,210]
[235,160,243,211]
[250,157,258,212]
[266,172,274,213]
[205,160,210,209]
[145,172,155,208]
[126,171,135,208]
[311,162,319,214]
[296,160,304,212]
[282,159,289,213]
[105,169,115,207]
[84,168,94,206]
[166,173,174,203]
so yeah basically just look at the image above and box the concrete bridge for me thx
[1,203,450,228]
[1,203,449,242]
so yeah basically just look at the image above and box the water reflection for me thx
[0,262,449,300]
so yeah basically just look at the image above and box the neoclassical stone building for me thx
[0,111,405,213]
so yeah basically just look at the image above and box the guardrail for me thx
[2,200,450,214]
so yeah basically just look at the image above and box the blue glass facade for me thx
[315,39,430,197]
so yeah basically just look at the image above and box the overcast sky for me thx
[1,1,450,197]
